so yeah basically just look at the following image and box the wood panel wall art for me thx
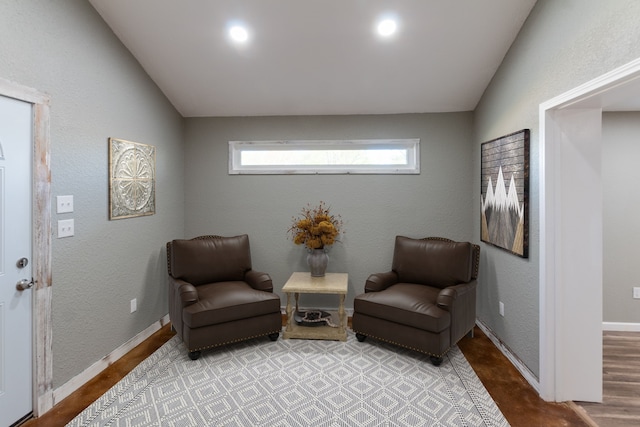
[480,129,529,258]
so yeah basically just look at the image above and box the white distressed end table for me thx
[282,272,348,341]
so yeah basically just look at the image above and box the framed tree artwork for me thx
[109,137,156,220]
[480,129,529,258]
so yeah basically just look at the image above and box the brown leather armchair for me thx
[166,234,282,360]
[352,236,480,365]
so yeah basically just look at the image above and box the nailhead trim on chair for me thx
[188,329,282,353]
[166,242,172,276]
[351,328,448,359]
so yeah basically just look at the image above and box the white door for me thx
[0,95,33,425]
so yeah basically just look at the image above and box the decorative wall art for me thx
[109,137,156,220]
[480,129,529,258]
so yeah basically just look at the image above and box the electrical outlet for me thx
[634,287,640,299]
[57,219,74,238]
[499,301,505,317]
[130,298,137,313]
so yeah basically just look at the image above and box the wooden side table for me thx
[282,272,348,341]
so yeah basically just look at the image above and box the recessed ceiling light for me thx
[229,25,249,43]
[377,19,397,37]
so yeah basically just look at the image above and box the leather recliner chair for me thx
[352,236,480,365]
[166,234,282,360]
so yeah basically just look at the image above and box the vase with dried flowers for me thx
[288,201,344,277]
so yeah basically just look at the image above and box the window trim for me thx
[228,139,420,175]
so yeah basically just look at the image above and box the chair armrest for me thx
[365,271,398,292]
[245,269,273,292]
[436,280,476,311]
[170,277,198,307]
[437,280,477,346]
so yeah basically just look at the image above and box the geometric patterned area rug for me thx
[67,331,509,426]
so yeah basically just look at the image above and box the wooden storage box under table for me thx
[282,272,348,341]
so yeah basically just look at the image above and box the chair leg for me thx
[268,332,280,341]
[188,350,201,360]
[429,355,443,366]
[355,333,367,342]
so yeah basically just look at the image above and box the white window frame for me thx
[228,139,420,175]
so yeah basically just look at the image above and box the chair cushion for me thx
[183,281,281,328]
[354,283,450,333]
[170,235,252,285]
[392,236,473,289]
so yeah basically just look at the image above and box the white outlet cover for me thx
[633,287,640,299]
[57,219,74,238]
[56,195,74,213]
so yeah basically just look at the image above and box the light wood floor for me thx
[577,331,640,426]
[22,323,591,427]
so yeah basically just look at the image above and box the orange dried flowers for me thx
[288,201,343,250]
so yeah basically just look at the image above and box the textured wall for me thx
[6,0,640,395]
[0,0,185,387]
[602,112,640,323]
[473,0,640,377]
[184,113,475,307]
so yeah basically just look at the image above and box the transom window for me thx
[228,139,420,174]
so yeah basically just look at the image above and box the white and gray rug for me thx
[67,331,509,426]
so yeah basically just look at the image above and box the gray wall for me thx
[184,114,475,305]
[603,112,640,323]
[473,0,640,378]
[5,0,640,396]
[0,0,185,387]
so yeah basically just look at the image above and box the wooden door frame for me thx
[0,78,52,416]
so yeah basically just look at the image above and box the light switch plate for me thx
[58,219,74,238]
[56,195,74,213]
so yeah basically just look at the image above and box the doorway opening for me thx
[539,58,640,402]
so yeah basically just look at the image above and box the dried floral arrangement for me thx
[288,201,344,250]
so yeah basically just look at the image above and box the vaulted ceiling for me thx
[89,0,537,117]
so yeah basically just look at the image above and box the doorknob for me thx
[16,278,35,291]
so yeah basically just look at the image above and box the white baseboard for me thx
[475,320,540,394]
[602,321,640,331]
[53,314,171,405]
